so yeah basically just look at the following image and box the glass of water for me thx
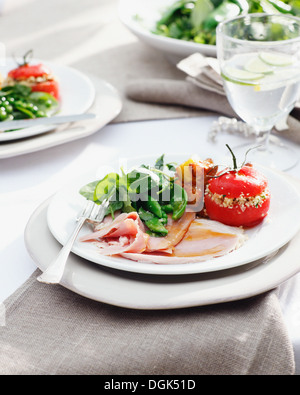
[217,13,300,171]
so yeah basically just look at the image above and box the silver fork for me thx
[37,199,109,284]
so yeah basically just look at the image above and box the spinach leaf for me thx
[191,0,214,28]
[157,0,189,25]
[127,168,160,199]
[79,180,99,201]
[93,172,120,203]
[13,84,32,97]
[155,154,165,170]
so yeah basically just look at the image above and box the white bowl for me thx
[118,0,217,62]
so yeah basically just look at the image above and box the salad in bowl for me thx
[154,0,300,45]
[119,0,300,59]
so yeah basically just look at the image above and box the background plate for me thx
[0,78,122,158]
[0,58,96,141]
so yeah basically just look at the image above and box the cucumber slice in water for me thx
[259,52,296,67]
[224,66,264,82]
[244,56,273,74]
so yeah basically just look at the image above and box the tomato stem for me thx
[14,49,34,67]
[226,144,237,171]
[22,49,33,66]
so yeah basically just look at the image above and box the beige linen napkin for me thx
[1,270,295,375]
[126,78,236,118]
[126,53,300,145]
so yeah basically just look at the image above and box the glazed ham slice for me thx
[172,219,245,258]
[146,212,196,254]
[80,212,149,255]
[121,219,245,264]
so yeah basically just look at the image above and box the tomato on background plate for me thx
[7,50,60,100]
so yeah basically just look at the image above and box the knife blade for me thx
[0,113,96,131]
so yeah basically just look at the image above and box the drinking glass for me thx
[216,14,300,171]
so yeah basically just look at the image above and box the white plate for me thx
[0,78,122,159]
[0,58,95,141]
[25,191,300,310]
[118,0,217,61]
[46,154,300,276]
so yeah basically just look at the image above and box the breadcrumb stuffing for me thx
[205,185,270,212]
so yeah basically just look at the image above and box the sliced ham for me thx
[173,219,245,257]
[121,219,245,265]
[145,212,196,254]
[80,212,149,255]
[146,236,173,254]
[80,212,139,241]
[165,212,196,246]
[80,211,245,265]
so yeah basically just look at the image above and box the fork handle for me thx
[37,217,86,284]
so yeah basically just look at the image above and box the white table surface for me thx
[1,115,300,373]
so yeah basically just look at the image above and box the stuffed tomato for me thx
[6,52,60,100]
[204,164,271,228]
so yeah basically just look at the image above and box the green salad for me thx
[79,155,188,237]
[154,0,300,45]
[0,84,59,123]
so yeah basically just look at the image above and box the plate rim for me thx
[46,154,300,276]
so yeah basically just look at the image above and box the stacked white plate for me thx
[25,154,300,310]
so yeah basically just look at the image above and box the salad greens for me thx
[0,84,59,124]
[79,155,188,237]
[154,0,300,45]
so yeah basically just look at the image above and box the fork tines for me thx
[77,199,109,223]
[77,200,95,220]
[93,199,109,222]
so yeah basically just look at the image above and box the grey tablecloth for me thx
[0,0,296,375]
